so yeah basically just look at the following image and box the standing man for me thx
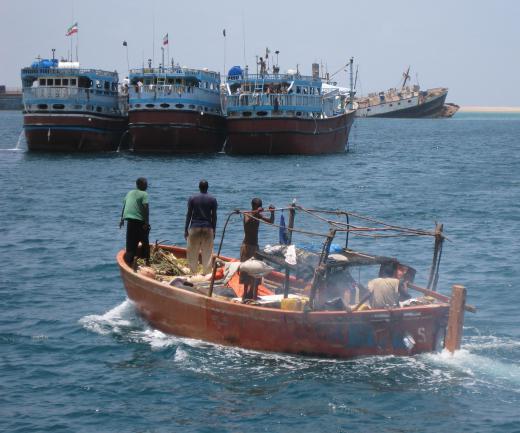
[120,177,150,266]
[240,198,275,300]
[184,180,218,274]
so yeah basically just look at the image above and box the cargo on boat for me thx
[118,205,473,358]
[21,57,127,152]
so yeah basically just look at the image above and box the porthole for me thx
[296,112,302,116]
[242,111,252,117]
[52,104,65,109]
[189,104,195,109]
[257,111,268,116]
[134,103,141,108]
[160,103,170,108]
[96,106,102,112]
[175,103,184,109]
[73,104,82,109]
[146,104,155,108]
[37,104,48,110]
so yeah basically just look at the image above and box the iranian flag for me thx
[163,33,168,46]
[66,22,78,36]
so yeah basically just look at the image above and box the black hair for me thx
[199,179,209,193]
[251,197,262,209]
[136,177,148,190]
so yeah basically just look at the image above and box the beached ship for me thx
[355,68,455,118]
[224,62,356,154]
[117,205,473,358]
[127,65,226,153]
[21,58,127,151]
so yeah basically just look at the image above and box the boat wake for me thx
[79,300,520,393]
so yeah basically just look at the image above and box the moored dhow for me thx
[224,61,356,155]
[21,58,127,151]
[127,65,226,153]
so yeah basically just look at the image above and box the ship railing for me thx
[132,84,218,97]
[23,87,118,99]
[21,67,118,78]
[227,73,317,82]
[227,94,322,109]
[129,67,220,79]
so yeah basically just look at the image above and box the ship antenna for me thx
[401,66,411,90]
[349,57,355,109]
[242,10,247,66]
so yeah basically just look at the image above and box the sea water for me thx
[1,110,519,432]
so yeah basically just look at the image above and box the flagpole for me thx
[223,29,226,77]
[76,28,79,62]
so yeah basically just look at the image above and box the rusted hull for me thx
[225,110,356,155]
[118,248,449,358]
[129,110,226,153]
[23,112,127,152]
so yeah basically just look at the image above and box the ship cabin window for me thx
[389,104,393,107]
[398,102,401,105]
[37,104,48,109]
[408,99,412,103]
[176,79,182,84]
[55,79,62,86]
[78,77,91,88]
[104,81,110,90]
[296,86,301,94]
[39,78,45,86]
[62,79,69,86]
[46,79,53,86]
[242,111,252,117]
[96,106,102,112]
[160,103,170,108]
[189,104,195,109]
[175,104,184,109]
[53,104,65,109]
[367,108,371,112]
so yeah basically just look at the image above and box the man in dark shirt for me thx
[240,198,275,300]
[184,180,218,274]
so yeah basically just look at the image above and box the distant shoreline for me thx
[459,106,520,113]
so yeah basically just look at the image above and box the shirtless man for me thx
[240,198,275,300]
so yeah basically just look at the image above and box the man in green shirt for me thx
[119,177,150,266]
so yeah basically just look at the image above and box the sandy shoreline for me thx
[459,106,520,113]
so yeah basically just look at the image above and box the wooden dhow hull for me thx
[23,112,127,152]
[128,110,226,153]
[225,110,355,155]
[118,246,450,359]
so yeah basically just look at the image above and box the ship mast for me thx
[401,66,411,90]
[349,57,354,110]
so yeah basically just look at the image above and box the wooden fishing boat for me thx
[117,206,473,358]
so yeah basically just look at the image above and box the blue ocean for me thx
[1,110,519,432]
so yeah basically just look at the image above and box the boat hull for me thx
[225,111,355,155]
[357,91,448,119]
[118,247,449,358]
[23,112,127,152]
[128,110,226,153]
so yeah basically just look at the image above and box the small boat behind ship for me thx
[355,67,455,118]
[224,60,356,155]
[118,205,473,358]
[21,58,127,151]
[127,64,226,153]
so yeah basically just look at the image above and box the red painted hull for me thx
[129,110,226,153]
[225,110,356,155]
[23,112,127,152]
[118,246,450,358]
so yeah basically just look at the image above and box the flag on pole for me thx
[223,29,226,37]
[66,22,79,36]
[163,33,168,46]
[123,41,128,47]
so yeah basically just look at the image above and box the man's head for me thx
[395,264,408,280]
[199,179,209,193]
[136,177,148,191]
[251,197,262,210]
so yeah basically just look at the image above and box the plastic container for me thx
[281,297,308,311]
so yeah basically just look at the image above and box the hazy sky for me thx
[2,0,518,105]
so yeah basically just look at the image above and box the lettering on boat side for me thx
[417,327,426,343]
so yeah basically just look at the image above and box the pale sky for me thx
[2,0,518,106]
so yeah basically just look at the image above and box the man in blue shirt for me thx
[184,180,218,274]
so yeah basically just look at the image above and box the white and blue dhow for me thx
[127,65,226,153]
[21,58,127,151]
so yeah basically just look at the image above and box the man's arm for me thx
[184,198,192,239]
[119,201,125,228]
[211,200,218,237]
